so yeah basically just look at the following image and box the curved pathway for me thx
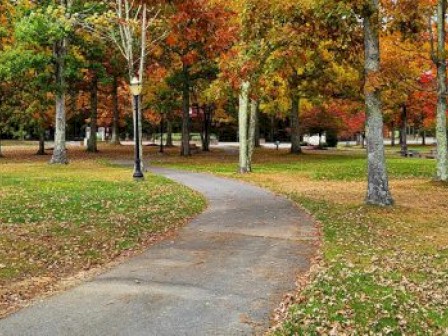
[0,168,317,336]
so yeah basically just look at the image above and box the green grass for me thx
[272,196,448,335]
[154,151,437,181]
[150,147,447,334]
[0,159,205,314]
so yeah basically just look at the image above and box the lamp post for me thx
[130,77,144,180]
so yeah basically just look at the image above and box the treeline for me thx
[0,0,447,205]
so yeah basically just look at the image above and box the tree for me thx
[362,1,394,205]
[223,0,276,172]
[432,0,448,181]
[83,0,166,168]
[163,0,236,156]
[0,0,15,157]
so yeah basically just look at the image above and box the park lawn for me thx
[151,148,448,335]
[0,155,205,317]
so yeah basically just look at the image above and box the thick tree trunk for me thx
[110,75,120,145]
[166,119,173,147]
[400,104,408,156]
[87,73,98,152]
[290,93,302,154]
[181,63,190,156]
[436,0,448,181]
[422,130,426,145]
[363,4,393,206]
[50,38,68,164]
[247,99,258,172]
[238,81,250,173]
[36,124,46,155]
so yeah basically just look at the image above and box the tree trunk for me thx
[247,99,258,172]
[110,75,120,145]
[159,113,164,153]
[270,115,275,142]
[255,106,261,147]
[390,122,395,147]
[238,81,250,173]
[201,105,212,152]
[400,104,408,156]
[436,0,448,181]
[422,130,426,145]
[181,63,190,156]
[50,38,68,164]
[87,73,98,152]
[166,119,173,147]
[364,3,393,206]
[0,107,3,158]
[36,124,46,155]
[290,93,302,154]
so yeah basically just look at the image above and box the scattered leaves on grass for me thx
[0,152,205,317]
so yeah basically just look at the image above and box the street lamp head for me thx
[130,76,142,96]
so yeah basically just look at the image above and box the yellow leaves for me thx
[364,71,383,94]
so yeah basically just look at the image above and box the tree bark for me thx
[255,106,261,147]
[0,104,3,158]
[238,81,250,173]
[36,124,46,155]
[270,115,275,142]
[87,73,98,152]
[400,104,408,156]
[166,119,173,147]
[390,122,395,147]
[50,37,68,164]
[110,75,120,145]
[201,105,212,152]
[290,93,302,154]
[159,113,164,153]
[422,130,426,145]
[364,2,393,206]
[247,99,258,172]
[436,0,448,181]
[181,63,190,156]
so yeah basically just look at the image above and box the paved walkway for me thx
[0,168,317,336]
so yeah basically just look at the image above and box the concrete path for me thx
[0,168,317,336]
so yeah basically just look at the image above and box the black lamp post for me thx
[130,77,144,181]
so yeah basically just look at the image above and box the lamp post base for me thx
[133,171,145,181]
